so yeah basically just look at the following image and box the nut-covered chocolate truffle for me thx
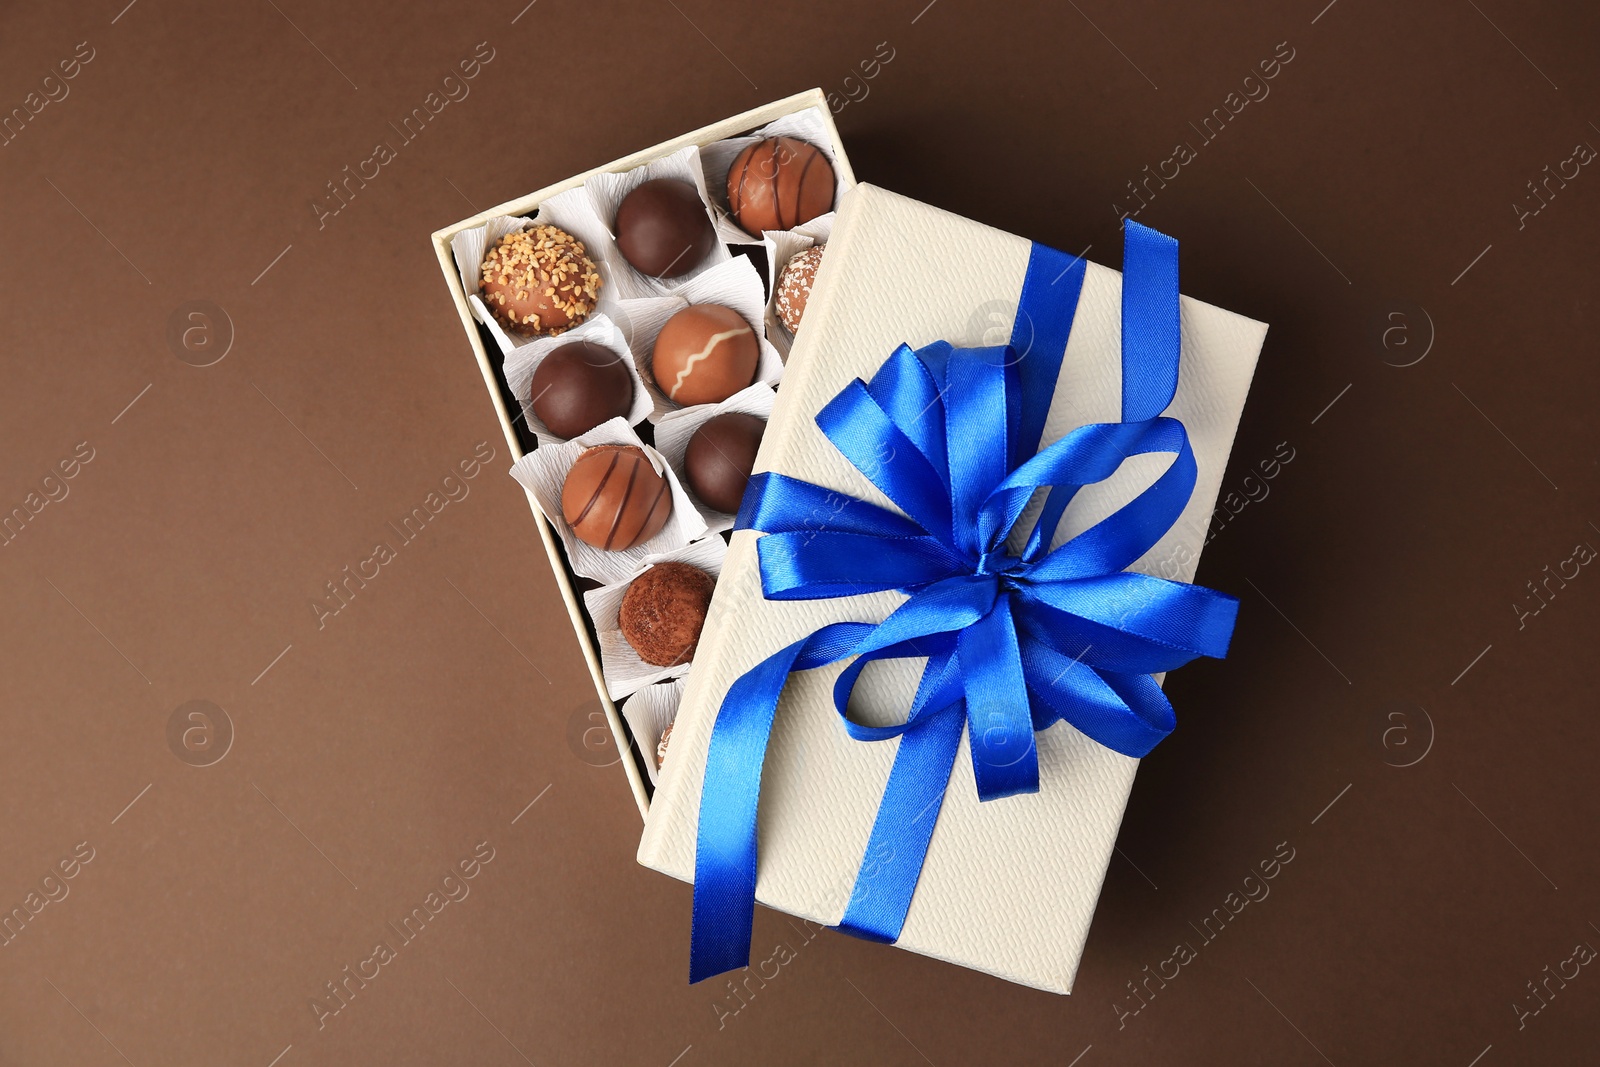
[650,305,759,407]
[480,225,602,336]
[774,245,824,333]
[615,179,717,279]
[685,412,765,514]
[726,137,835,236]
[529,342,634,438]
[656,720,674,768]
[619,561,715,667]
[561,444,673,551]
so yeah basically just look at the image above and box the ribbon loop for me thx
[689,222,1237,983]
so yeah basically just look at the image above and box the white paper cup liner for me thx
[620,678,685,788]
[614,256,782,423]
[584,536,728,701]
[653,382,776,533]
[448,184,620,358]
[580,143,733,301]
[699,107,847,246]
[501,314,653,445]
[509,417,708,584]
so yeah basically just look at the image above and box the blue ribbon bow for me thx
[688,221,1239,983]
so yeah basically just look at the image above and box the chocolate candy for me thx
[726,137,835,236]
[685,412,765,514]
[619,561,715,667]
[650,305,758,407]
[561,444,673,551]
[480,225,601,336]
[774,245,824,333]
[615,179,716,278]
[529,342,634,438]
[656,720,674,768]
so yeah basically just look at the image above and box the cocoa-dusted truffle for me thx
[656,720,674,768]
[620,562,715,667]
[651,305,759,407]
[529,342,634,438]
[685,412,765,514]
[615,179,716,279]
[774,245,824,333]
[480,225,601,336]
[726,137,834,236]
[560,445,673,551]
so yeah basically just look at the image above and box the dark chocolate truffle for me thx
[651,305,759,407]
[529,342,634,438]
[685,412,765,514]
[726,137,835,236]
[480,225,602,336]
[614,179,717,279]
[774,245,824,333]
[561,444,673,551]
[619,561,715,667]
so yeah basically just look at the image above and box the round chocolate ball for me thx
[480,225,602,336]
[614,179,717,279]
[620,561,715,667]
[529,342,634,439]
[560,444,673,551]
[775,245,824,333]
[726,137,835,236]
[650,305,759,407]
[685,412,765,514]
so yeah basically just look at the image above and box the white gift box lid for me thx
[638,183,1267,993]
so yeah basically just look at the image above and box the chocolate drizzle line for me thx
[606,454,643,550]
[569,449,620,529]
[794,146,822,228]
[644,474,670,542]
[731,143,753,220]
[768,140,786,231]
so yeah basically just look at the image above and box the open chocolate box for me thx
[431,89,854,816]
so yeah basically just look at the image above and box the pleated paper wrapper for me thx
[637,184,1267,993]
[653,382,776,533]
[622,679,687,789]
[509,417,707,586]
[584,535,728,701]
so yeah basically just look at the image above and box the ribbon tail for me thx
[836,701,965,944]
[1120,220,1180,422]
[960,594,1040,800]
[690,634,812,984]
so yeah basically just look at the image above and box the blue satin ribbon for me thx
[688,221,1238,983]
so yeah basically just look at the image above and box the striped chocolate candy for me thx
[560,445,673,551]
[725,136,835,237]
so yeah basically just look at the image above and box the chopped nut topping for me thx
[479,224,602,336]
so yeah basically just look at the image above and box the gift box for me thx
[637,184,1267,993]
[429,90,855,816]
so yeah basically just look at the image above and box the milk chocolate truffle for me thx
[480,225,601,336]
[774,245,824,333]
[651,305,759,406]
[615,179,716,278]
[619,562,715,667]
[726,137,835,236]
[656,720,674,768]
[529,342,633,438]
[685,412,765,514]
[561,445,673,551]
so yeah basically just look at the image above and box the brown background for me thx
[1,0,1596,1063]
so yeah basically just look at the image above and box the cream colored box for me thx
[431,90,856,817]
[638,184,1267,993]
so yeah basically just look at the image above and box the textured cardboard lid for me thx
[638,184,1266,993]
